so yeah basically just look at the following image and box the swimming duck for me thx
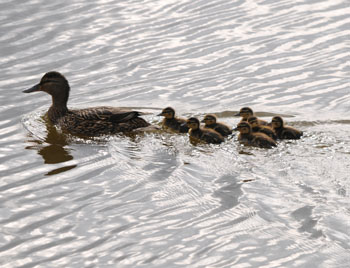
[186,117,224,144]
[201,114,232,137]
[247,116,277,140]
[271,116,303,140]
[157,107,189,133]
[235,107,268,125]
[23,71,150,136]
[236,122,277,148]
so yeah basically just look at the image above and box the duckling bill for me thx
[202,114,232,137]
[187,117,224,144]
[23,71,150,136]
[158,107,189,133]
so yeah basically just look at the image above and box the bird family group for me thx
[158,106,303,148]
[24,72,303,148]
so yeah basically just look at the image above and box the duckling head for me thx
[247,116,259,128]
[23,71,70,106]
[158,107,176,119]
[236,122,252,134]
[186,117,200,130]
[235,107,253,119]
[271,116,284,129]
[201,114,217,126]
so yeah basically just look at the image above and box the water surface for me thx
[0,0,349,267]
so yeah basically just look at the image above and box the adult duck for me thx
[157,107,189,133]
[235,107,268,125]
[236,122,276,148]
[201,114,232,137]
[186,117,224,144]
[271,116,303,140]
[23,71,150,136]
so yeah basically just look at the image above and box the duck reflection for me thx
[26,115,76,175]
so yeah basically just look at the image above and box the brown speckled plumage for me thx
[271,116,303,140]
[202,114,232,137]
[23,71,150,136]
[237,122,276,148]
[158,107,189,133]
[187,117,224,144]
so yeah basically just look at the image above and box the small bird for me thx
[23,71,150,136]
[201,114,232,137]
[236,122,277,148]
[235,107,268,125]
[271,116,303,140]
[157,107,189,133]
[186,117,224,144]
[247,116,277,140]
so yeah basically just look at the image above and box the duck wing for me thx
[70,106,143,123]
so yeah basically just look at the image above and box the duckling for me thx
[201,114,232,137]
[186,117,224,144]
[247,116,277,140]
[235,107,268,125]
[236,122,276,148]
[271,116,303,140]
[157,107,189,133]
[23,71,150,136]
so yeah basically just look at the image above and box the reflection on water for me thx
[1,0,349,267]
[25,115,77,174]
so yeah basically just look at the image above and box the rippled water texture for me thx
[1,0,349,267]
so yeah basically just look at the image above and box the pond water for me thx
[0,0,349,267]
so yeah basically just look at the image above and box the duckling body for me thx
[237,122,276,148]
[235,107,268,126]
[23,72,150,136]
[271,116,303,140]
[187,117,224,144]
[202,114,232,137]
[158,107,189,133]
[248,116,277,140]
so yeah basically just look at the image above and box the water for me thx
[0,0,349,267]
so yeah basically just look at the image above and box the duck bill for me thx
[157,112,164,116]
[23,83,40,93]
[234,112,240,116]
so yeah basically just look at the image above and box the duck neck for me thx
[48,94,69,124]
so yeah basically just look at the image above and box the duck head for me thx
[247,116,259,128]
[186,117,200,130]
[235,107,253,119]
[158,107,175,119]
[201,114,217,126]
[23,71,70,107]
[271,116,284,129]
[236,122,252,134]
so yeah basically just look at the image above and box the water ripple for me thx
[0,0,349,267]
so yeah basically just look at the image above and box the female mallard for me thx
[247,116,277,140]
[236,122,276,148]
[235,107,268,125]
[201,114,232,137]
[271,116,303,140]
[186,117,224,144]
[157,107,189,133]
[23,71,150,136]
